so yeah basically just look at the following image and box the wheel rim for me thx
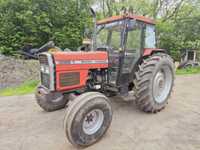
[82,109,104,135]
[153,65,173,103]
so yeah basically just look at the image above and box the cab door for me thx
[108,32,123,85]
[118,20,143,86]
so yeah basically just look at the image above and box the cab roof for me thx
[97,15,155,25]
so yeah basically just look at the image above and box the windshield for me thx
[96,21,124,49]
[96,20,143,50]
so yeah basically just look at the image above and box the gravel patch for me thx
[0,56,40,89]
[0,75,200,150]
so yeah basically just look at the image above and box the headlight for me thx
[41,65,50,74]
[41,66,45,72]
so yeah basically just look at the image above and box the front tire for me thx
[134,53,175,113]
[64,92,112,147]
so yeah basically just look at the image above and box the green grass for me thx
[0,80,39,96]
[176,67,200,75]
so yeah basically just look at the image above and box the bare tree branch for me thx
[162,0,185,22]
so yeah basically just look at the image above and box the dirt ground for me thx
[0,75,200,150]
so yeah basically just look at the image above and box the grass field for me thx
[176,67,200,75]
[0,80,39,97]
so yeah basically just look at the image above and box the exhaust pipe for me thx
[90,7,97,51]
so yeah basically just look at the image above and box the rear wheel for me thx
[35,86,68,112]
[64,92,112,147]
[134,53,175,113]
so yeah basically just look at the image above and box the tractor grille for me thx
[38,54,51,89]
[39,54,49,65]
[59,72,80,87]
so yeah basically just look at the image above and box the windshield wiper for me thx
[97,25,105,34]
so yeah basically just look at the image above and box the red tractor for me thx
[35,10,174,147]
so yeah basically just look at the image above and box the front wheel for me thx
[134,53,175,113]
[64,92,112,147]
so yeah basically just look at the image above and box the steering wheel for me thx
[63,48,72,52]
[96,45,114,51]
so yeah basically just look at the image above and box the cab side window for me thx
[126,22,142,54]
[110,31,121,50]
[145,25,156,48]
[127,29,141,51]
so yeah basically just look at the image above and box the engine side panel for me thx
[56,70,89,91]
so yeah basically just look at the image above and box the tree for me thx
[156,1,200,60]
[0,0,91,55]
[1,0,200,61]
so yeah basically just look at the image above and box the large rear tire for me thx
[134,53,175,113]
[64,92,112,147]
[35,86,68,112]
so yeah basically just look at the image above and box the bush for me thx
[0,0,91,55]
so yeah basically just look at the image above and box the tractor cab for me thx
[95,15,157,93]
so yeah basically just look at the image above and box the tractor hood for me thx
[52,51,108,71]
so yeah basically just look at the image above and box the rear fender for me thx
[143,48,166,57]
